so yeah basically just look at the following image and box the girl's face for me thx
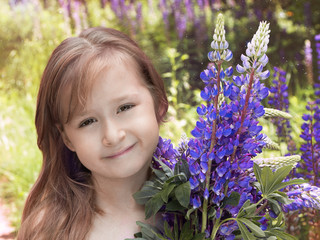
[61,57,160,182]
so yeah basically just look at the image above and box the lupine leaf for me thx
[275,179,307,191]
[137,221,164,240]
[179,221,194,240]
[238,218,266,237]
[165,199,184,212]
[267,192,292,205]
[265,230,297,240]
[238,199,251,218]
[267,198,281,215]
[253,163,263,192]
[161,182,176,203]
[152,169,168,182]
[133,187,160,205]
[237,221,256,240]
[174,215,179,240]
[174,158,191,180]
[241,202,258,217]
[208,207,217,219]
[157,159,174,178]
[145,193,164,219]
[266,165,293,194]
[274,212,284,227]
[261,166,273,195]
[191,233,206,240]
[222,191,241,207]
[175,182,191,208]
[164,221,174,240]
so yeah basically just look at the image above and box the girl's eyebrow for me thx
[111,92,140,102]
[73,93,140,118]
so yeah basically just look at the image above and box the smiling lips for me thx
[105,144,136,159]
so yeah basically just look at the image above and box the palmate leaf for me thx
[253,163,306,197]
[265,230,298,240]
[237,221,256,240]
[237,218,266,238]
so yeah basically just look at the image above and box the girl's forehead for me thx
[59,52,143,123]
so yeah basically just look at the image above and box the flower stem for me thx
[201,61,222,233]
[230,68,255,163]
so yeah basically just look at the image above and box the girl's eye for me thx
[79,118,97,128]
[117,104,135,114]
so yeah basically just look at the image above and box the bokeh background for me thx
[0,0,319,238]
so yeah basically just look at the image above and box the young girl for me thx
[17,27,168,240]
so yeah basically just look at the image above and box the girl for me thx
[17,27,168,240]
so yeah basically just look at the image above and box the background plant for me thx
[0,0,320,237]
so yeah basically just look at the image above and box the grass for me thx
[0,91,41,229]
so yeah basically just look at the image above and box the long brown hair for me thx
[17,27,168,240]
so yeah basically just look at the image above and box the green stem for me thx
[201,61,222,233]
[211,217,236,239]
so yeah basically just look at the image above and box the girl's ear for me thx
[157,102,168,123]
[56,125,76,152]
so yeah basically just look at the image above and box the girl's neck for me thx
[92,165,150,214]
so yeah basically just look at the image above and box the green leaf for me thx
[174,215,179,240]
[165,199,184,212]
[238,218,266,237]
[261,166,273,195]
[275,179,307,191]
[153,169,168,182]
[179,221,194,240]
[223,191,241,207]
[161,182,176,203]
[266,229,297,240]
[155,158,174,178]
[238,199,251,218]
[145,193,164,219]
[253,163,263,192]
[175,182,191,208]
[268,192,292,205]
[267,198,281,216]
[164,221,175,240]
[133,187,160,205]
[237,221,256,240]
[241,203,258,217]
[137,221,163,240]
[191,233,206,240]
[266,165,294,194]
[207,207,217,219]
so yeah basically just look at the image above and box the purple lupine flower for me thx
[268,67,296,154]
[183,14,270,236]
[305,39,313,85]
[159,0,169,30]
[316,34,320,82]
[283,183,320,211]
[297,100,320,186]
[153,136,179,169]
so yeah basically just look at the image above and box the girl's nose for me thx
[102,120,126,146]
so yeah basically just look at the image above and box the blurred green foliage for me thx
[0,0,319,235]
